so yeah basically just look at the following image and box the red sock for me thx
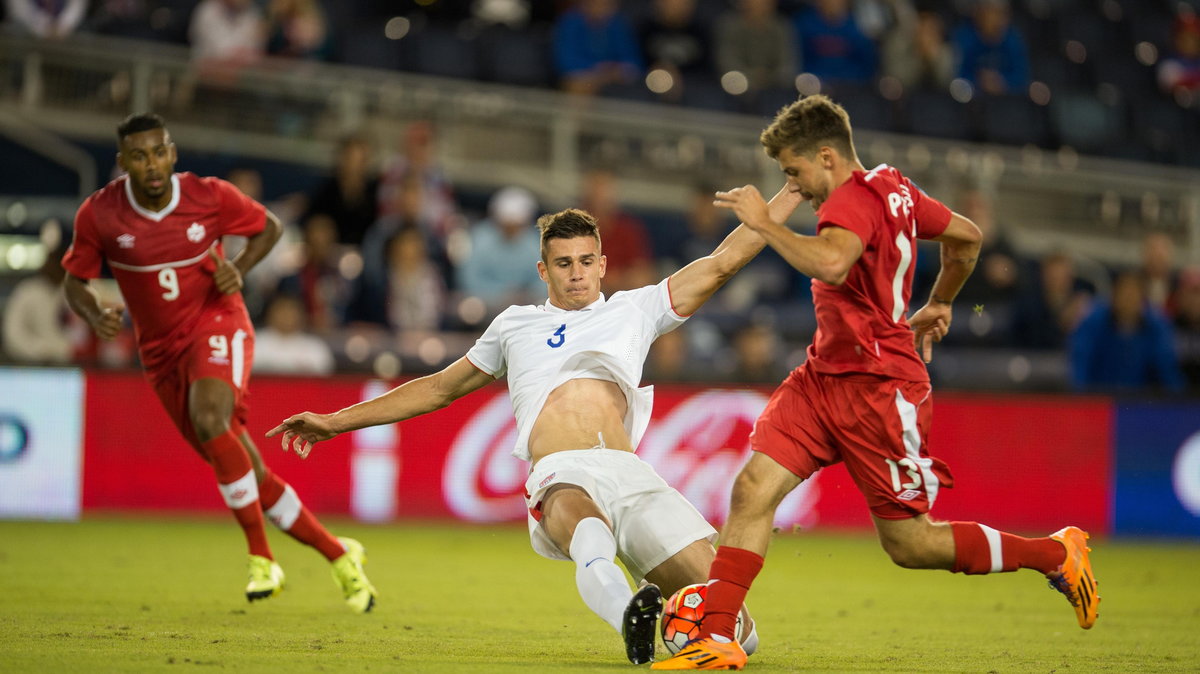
[703,546,764,640]
[202,431,271,559]
[950,522,1065,575]
[258,470,346,561]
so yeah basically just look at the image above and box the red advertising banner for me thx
[82,372,1112,534]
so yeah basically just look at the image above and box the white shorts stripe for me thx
[894,389,939,507]
[231,329,247,390]
[979,524,1004,573]
[218,469,259,509]
[264,484,302,530]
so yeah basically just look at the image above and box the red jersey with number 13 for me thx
[62,172,266,370]
[806,164,952,382]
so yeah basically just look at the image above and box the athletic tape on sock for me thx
[264,484,302,530]
[217,469,259,509]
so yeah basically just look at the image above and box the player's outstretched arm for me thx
[266,356,495,458]
[908,212,982,362]
[666,185,804,316]
[62,273,124,340]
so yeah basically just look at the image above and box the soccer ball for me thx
[660,583,743,655]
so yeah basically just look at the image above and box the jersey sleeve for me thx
[909,178,952,240]
[464,313,508,378]
[816,189,875,248]
[206,177,267,238]
[61,198,104,279]
[617,278,688,337]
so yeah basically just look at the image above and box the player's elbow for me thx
[812,256,853,286]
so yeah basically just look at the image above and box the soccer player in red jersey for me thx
[61,113,377,612]
[653,95,1099,670]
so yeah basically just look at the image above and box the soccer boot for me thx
[331,537,377,613]
[1046,526,1100,629]
[623,583,663,665]
[246,555,285,602]
[651,637,748,670]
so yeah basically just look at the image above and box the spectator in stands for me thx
[718,322,786,383]
[552,0,644,96]
[637,0,712,100]
[1139,231,1177,312]
[276,214,352,334]
[253,293,335,375]
[364,171,454,292]
[304,134,379,247]
[456,186,545,312]
[346,225,445,332]
[882,5,954,93]
[951,0,1029,95]
[793,0,878,85]
[1069,271,1185,394]
[1157,13,1200,100]
[1010,251,1091,349]
[953,188,1021,306]
[4,0,88,38]
[579,168,655,292]
[2,238,78,363]
[377,121,459,245]
[645,325,691,382]
[1172,266,1200,390]
[713,0,798,95]
[266,0,329,61]
[188,0,265,66]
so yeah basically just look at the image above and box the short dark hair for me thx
[536,208,601,261]
[117,113,167,141]
[760,94,856,161]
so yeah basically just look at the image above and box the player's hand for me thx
[208,248,243,295]
[909,303,952,363]
[266,412,339,459]
[714,185,773,231]
[92,305,124,340]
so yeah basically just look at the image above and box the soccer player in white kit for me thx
[268,188,802,664]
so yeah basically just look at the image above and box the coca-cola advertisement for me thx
[80,371,1111,534]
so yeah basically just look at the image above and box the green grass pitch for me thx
[2,517,1198,672]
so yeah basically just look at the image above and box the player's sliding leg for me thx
[238,426,378,613]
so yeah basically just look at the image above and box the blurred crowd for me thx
[2,0,1200,163]
[1,0,1199,394]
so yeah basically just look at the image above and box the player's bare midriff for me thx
[528,378,632,464]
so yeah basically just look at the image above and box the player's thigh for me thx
[748,368,839,503]
[613,486,716,584]
[540,483,609,555]
[183,315,254,429]
[643,538,714,599]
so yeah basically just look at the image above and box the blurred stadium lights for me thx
[645,69,674,95]
[385,17,412,40]
[1135,41,1159,65]
[0,237,46,272]
[719,71,749,96]
[948,78,973,103]
[877,75,903,101]
[373,351,401,379]
[794,73,820,96]
[1029,81,1052,106]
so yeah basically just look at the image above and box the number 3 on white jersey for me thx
[158,268,180,301]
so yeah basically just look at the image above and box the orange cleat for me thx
[1047,526,1100,629]
[650,637,748,670]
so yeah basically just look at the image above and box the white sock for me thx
[569,517,631,633]
[741,619,759,655]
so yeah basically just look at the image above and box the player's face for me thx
[537,235,606,310]
[118,128,177,207]
[777,146,832,212]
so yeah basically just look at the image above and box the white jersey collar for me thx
[124,174,181,222]
[541,293,607,313]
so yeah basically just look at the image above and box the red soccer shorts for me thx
[750,364,954,519]
[145,310,254,453]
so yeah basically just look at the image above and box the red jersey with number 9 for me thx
[62,172,266,371]
[806,164,951,382]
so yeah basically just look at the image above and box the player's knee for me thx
[880,536,934,569]
[190,406,230,441]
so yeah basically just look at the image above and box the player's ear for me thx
[536,260,548,282]
[115,152,125,172]
[598,254,607,278]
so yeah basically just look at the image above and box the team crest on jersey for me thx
[117,233,135,249]
[186,222,206,243]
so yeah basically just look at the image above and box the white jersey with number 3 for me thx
[465,278,687,461]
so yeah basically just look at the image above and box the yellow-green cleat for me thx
[331,537,377,613]
[246,555,285,602]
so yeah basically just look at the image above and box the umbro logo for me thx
[117,233,135,249]
[898,489,922,501]
[538,472,557,489]
[186,222,206,243]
